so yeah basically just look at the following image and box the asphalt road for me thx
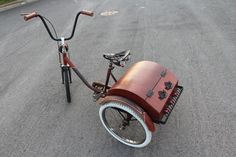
[0,0,235,156]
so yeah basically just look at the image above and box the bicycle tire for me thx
[99,102,152,148]
[63,68,71,103]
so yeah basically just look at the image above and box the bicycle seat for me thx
[103,50,131,66]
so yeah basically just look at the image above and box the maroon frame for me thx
[62,53,116,95]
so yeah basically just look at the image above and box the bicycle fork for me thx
[61,66,72,84]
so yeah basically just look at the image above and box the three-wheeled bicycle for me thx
[21,11,183,148]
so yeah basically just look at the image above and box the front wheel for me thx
[63,68,71,103]
[99,102,152,148]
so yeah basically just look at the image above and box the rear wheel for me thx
[99,102,152,148]
[63,68,71,103]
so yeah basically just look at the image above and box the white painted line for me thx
[100,10,119,16]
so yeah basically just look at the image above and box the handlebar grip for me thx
[23,12,38,21]
[80,10,94,17]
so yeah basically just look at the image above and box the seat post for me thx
[104,62,114,92]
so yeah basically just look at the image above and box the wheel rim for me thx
[101,106,146,145]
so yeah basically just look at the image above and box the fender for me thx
[98,96,155,132]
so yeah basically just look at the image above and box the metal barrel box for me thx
[108,61,183,123]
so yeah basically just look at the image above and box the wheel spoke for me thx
[99,102,152,147]
[117,110,126,120]
[130,118,137,121]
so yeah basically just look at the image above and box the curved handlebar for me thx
[21,10,94,41]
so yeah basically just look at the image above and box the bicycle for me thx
[21,11,183,148]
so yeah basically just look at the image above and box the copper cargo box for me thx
[108,61,183,123]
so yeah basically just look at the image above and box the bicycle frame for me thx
[60,43,117,96]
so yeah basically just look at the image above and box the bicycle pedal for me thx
[119,126,126,130]
[93,92,104,102]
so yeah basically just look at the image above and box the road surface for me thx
[0,0,235,156]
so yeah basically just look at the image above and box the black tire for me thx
[63,68,71,103]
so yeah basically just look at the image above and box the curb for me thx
[0,0,38,12]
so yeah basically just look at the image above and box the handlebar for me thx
[21,10,94,41]
[80,10,94,17]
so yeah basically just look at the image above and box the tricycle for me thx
[21,11,183,148]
